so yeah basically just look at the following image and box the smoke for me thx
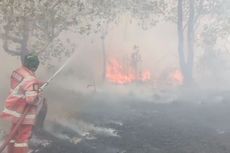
[1,4,230,150]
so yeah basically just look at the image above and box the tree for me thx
[0,0,96,62]
[165,0,230,86]
[131,45,142,79]
[88,0,166,82]
[100,23,108,82]
[196,0,230,85]
[0,0,101,133]
[177,0,195,86]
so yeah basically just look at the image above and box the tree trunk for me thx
[20,17,30,63]
[101,36,106,82]
[177,0,195,86]
[101,24,108,82]
[186,0,195,85]
[177,0,186,82]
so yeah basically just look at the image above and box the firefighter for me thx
[0,53,45,153]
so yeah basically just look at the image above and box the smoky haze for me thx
[1,1,230,153]
[0,12,230,125]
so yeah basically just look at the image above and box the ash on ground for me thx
[25,89,230,153]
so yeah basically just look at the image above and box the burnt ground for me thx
[31,92,230,153]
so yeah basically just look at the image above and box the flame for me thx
[106,58,151,84]
[171,70,184,85]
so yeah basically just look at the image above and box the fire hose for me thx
[0,54,76,153]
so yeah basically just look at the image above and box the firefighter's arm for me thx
[24,82,40,105]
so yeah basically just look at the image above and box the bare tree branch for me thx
[0,33,22,43]
[3,43,21,56]
[51,0,63,10]
[2,35,21,56]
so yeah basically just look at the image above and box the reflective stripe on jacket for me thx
[1,66,42,125]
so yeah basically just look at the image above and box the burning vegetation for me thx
[106,57,151,84]
[1,0,230,153]
[106,57,183,86]
[171,70,184,86]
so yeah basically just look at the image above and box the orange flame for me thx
[171,70,184,85]
[106,58,151,84]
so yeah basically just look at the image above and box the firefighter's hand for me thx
[28,100,39,106]
[28,96,42,106]
[28,102,38,106]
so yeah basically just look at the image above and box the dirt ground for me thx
[30,91,230,153]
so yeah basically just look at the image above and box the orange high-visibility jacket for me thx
[1,66,43,125]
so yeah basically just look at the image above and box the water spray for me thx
[40,51,78,90]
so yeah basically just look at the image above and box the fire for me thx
[106,58,151,84]
[171,70,184,85]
